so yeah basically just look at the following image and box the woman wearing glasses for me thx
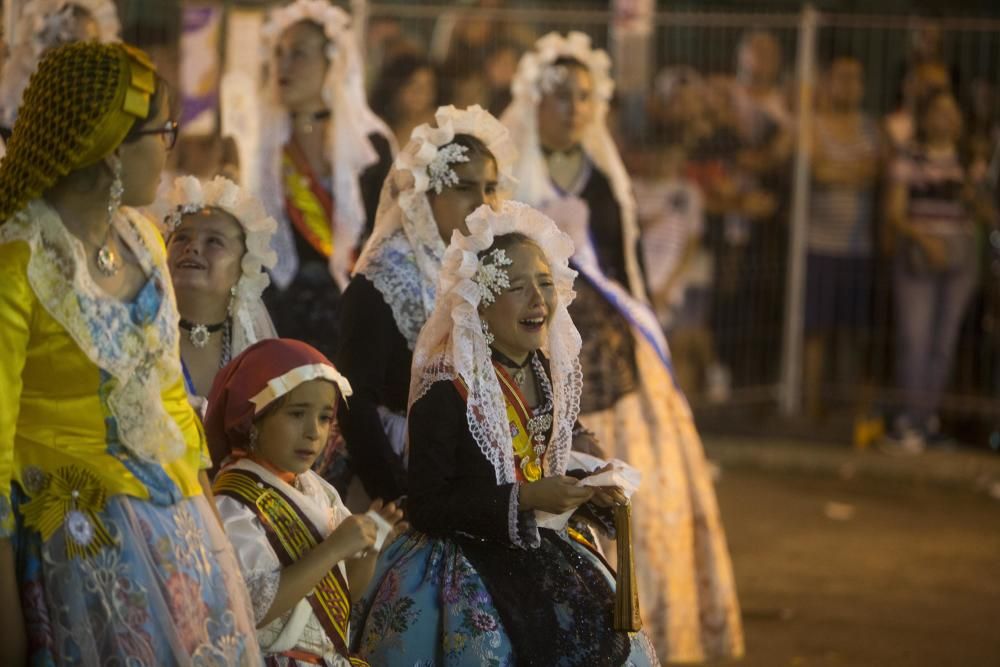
[0,42,261,665]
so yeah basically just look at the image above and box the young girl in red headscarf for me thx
[205,338,404,666]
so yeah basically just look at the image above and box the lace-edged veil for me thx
[408,201,583,485]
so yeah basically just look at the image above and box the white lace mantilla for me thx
[501,31,649,304]
[409,202,582,485]
[357,228,438,350]
[0,200,186,462]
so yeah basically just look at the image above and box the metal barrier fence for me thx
[8,1,997,440]
[354,3,1000,440]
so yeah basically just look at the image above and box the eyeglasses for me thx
[129,120,179,150]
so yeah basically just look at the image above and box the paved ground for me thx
[707,461,1000,667]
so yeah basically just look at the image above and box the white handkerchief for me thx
[533,458,642,531]
[365,510,393,551]
[576,460,642,498]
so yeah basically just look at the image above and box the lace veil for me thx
[500,31,648,303]
[409,201,582,485]
[233,0,395,290]
[151,175,278,355]
[353,104,516,349]
[0,0,121,128]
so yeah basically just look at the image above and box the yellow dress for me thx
[0,200,261,666]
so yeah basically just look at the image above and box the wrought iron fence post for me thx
[778,4,818,415]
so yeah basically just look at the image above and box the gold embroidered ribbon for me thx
[20,466,115,560]
[451,364,549,483]
[214,468,368,666]
[282,143,335,259]
[494,363,547,481]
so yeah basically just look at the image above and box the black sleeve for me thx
[359,133,394,240]
[336,276,407,501]
[407,381,537,546]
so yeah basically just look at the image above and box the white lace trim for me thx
[501,31,649,304]
[0,200,186,462]
[151,175,278,355]
[508,484,540,549]
[241,0,396,290]
[245,567,281,625]
[393,104,517,197]
[409,201,582,486]
[358,229,437,349]
[355,104,517,348]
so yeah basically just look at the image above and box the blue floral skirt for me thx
[350,530,659,667]
[13,490,262,666]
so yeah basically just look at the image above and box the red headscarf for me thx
[204,338,352,474]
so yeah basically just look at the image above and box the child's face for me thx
[255,380,338,475]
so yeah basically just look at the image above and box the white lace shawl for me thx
[353,104,517,350]
[409,201,582,485]
[0,0,121,128]
[150,175,278,356]
[500,31,649,303]
[0,200,186,462]
[239,0,395,290]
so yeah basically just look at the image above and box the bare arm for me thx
[258,515,375,627]
[345,553,378,604]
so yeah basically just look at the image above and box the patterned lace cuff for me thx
[508,484,540,549]
[245,567,281,624]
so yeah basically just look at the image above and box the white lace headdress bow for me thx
[353,104,517,349]
[243,0,394,291]
[0,0,121,127]
[409,200,582,485]
[152,175,279,355]
[500,31,648,303]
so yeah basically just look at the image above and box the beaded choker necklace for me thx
[492,349,533,386]
[180,318,226,348]
[292,109,331,134]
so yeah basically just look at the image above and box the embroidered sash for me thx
[283,141,335,259]
[452,361,551,482]
[214,468,368,666]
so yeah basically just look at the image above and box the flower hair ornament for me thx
[353,104,518,350]
[238,0,395,291]
[511,31,614,107]
[409,201,581,491]
[501,32,650,305]
[151,175,279,356]
[395,104,517,196]
[427,143,470,194]
[474,248,513,306]
[0,0,121,127]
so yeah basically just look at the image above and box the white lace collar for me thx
[356,227,440,350]
[1,199,187,462]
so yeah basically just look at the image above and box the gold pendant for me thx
[96,244,121,277]
[521,458,542,481]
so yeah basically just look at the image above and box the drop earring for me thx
[481,318,495,346]
[95,155,124,277]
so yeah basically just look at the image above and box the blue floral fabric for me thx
[351,530,660,666]
[13,490,257,666]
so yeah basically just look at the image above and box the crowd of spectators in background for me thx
[163,5,1000,451]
